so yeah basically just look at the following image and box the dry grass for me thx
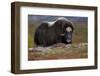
[28,43,88,60]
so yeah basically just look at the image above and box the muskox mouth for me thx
[66,39,71,43]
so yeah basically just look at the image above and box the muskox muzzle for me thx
[63,31,72,44]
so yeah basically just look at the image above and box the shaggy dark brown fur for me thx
[34,18,74,47]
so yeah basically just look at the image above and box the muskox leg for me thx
[34,29,47,47]
[34,23,49,47]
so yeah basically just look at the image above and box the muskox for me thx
[34,17,74,47]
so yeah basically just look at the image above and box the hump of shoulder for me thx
[41,21,56,27]
[57,17,73,25]
[57,17,69,21]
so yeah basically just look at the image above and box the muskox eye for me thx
[66,27,72,32]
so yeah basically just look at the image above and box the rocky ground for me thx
[28,43,88,60]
